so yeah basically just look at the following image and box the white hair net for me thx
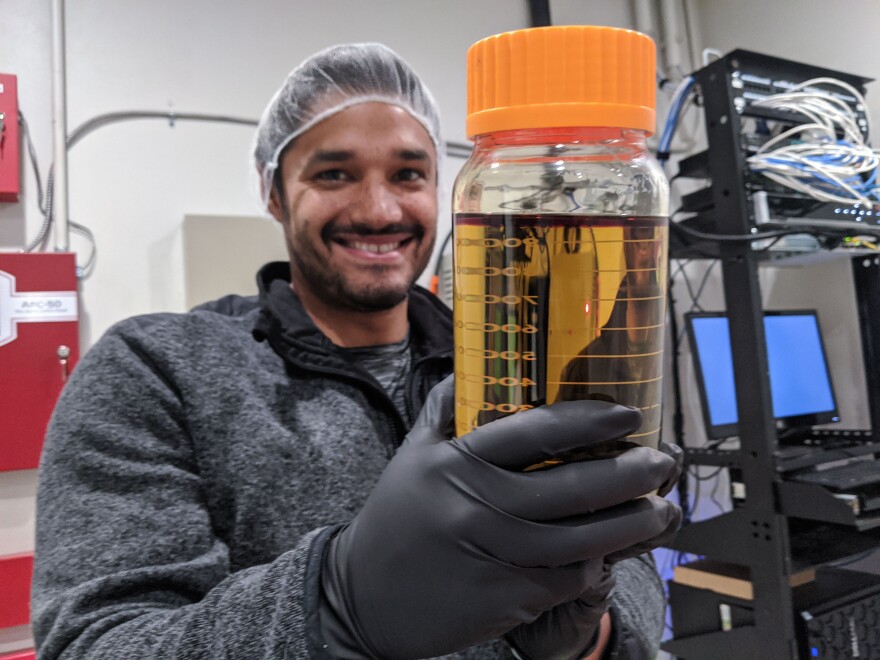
[254,42,443,208]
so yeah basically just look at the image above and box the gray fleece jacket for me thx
[32,262,665,659]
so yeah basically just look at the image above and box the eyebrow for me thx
[305,147,432,169]
[398,148,432,161]
[306,150,355,167]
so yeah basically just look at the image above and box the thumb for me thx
[400,375,456,449]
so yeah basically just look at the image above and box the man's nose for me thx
[350,180,404,226]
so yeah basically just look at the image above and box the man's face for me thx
[268,102,438,312]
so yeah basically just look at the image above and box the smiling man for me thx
[268,101,438,345]
[32,43,679,660]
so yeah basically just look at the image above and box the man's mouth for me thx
[340,238,414,254]
[327,225,422,259]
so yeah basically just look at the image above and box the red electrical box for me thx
[0,74,19,202]
[0,252,79,471]
[0,652,35,660]
[0,553,33,629]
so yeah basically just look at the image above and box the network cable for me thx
[657,76,697,165]
[747,77,880,207]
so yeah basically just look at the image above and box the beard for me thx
[294,260,413,312]
[286,217,434,313]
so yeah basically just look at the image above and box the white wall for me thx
[697,0,880,128]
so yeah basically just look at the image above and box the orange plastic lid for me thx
[466,26,656,137]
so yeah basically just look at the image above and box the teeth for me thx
[351,241,401,254]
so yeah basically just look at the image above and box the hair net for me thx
[254,42,443,208]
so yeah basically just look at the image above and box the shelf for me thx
[686,438,880,474]
[789,520,880,569]
[685,446,741,468]
[778,480,880,530]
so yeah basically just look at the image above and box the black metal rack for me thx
[662,50,880,659]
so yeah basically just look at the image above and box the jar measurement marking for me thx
[457,397,535,413]
[458,347,537,361]
[457,372,537,387]
[454,321,540,333]
[456,237,663,247]
[455,293,540,305]
[584,323,665,331]
[547,350,663,359]
[548,375,663,386]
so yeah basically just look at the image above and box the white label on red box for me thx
[0,270,78,347]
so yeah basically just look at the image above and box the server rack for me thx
[662,50,880,659]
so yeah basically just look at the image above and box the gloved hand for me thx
[657,440,684,497]
[505,563,614,660]
[605,438,684,564]
[502,440,685,660]
[318,376,682,660]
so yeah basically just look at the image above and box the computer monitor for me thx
[685,310,840,439]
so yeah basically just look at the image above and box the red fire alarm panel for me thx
[0,652,36,660]
[0,74,19,203]
[0,553,33,629]
[0,652,35,660]
[0,252,79,471]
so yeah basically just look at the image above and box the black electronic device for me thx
[686,310,840,440]
[788,459,880,519]
[792,460,880,491]
[727,56,871,128]
[753,191,880,231]
[668,566,880,659]
[674,49,876,239]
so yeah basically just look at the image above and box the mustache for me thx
[322,221,425,241]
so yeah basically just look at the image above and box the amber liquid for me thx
[453,213,668,448]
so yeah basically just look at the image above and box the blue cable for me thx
[657,76,696,165]
[754,151,880,197]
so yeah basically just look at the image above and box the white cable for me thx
[746,76,879,206]
[702,48,722,66]
[796,77,871,140]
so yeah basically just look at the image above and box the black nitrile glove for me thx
[603,439,684,564]
[502,440,685,659]
[319,376,682,660]
[657,440,684,497]
[505,563,614,660]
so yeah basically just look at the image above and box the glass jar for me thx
[452,26,670,449]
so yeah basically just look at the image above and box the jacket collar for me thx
[252,262,453,367]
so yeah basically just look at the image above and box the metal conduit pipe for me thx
[51,0,69,252]
[659,0,685,79]
[630,0,657,42]
[682,0,704,73]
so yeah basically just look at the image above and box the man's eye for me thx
[396,168,425,182]
[315,169,349,182]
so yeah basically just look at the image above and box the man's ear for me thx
[267,182,285,224]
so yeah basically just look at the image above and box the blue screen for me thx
[690,312,838,429]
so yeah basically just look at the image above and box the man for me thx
[33,43,680,659]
